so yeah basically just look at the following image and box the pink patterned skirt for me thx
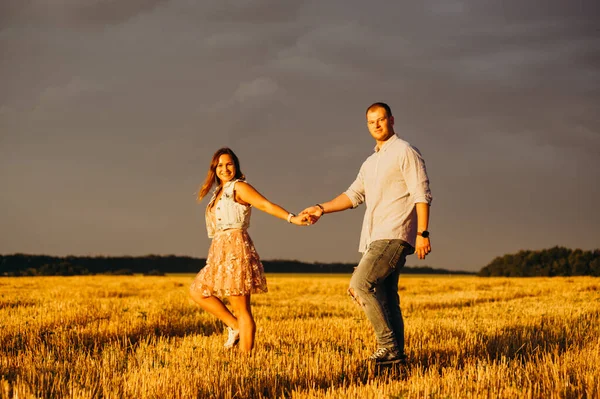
[190,229,267,297]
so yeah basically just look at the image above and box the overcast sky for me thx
[1,0,599,272]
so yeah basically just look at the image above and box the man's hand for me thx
[299,205,323,225]
[415,236,431,259]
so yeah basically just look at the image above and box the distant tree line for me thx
[0,254,473,277]
[478,246,600,277]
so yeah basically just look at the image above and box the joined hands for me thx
[298,205,323,226]
[289,213,313,226]
[287,206,323,226]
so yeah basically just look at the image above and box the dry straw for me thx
[1,275,599,398]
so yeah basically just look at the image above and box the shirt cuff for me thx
[343,190,362,208]
[413,194,432,205]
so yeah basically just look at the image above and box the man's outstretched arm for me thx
[300,193,354,223]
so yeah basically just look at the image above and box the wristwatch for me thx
[417,230,430,238]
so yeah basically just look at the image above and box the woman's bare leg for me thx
[228,295,255,352]
[190,290,238,329]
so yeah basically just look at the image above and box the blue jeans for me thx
[348,239,411,354]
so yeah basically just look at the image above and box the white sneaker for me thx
[224,327,239,348]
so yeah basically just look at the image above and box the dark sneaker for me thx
[369,347,407,365]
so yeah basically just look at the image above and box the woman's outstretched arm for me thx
[234,181,309,226]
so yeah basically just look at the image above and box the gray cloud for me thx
[0,0,170,29]
[199,0,305,23]
[203,76,286,141]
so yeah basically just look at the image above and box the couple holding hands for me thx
[190,102,432,366]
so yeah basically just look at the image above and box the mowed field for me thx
[1,274,599,399]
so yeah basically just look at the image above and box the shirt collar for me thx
[374,133,398,153]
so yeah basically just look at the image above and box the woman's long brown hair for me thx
[196,147,245,202]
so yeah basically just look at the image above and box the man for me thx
[301,102,432,365]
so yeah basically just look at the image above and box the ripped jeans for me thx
[348,239,412,354]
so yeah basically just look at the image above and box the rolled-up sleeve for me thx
[401,146,432,205]
[344,167,366,208]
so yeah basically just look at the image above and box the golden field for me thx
[1,274,599,399]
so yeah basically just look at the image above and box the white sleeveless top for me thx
[205,179,251,238]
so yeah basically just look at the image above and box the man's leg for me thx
[348,239,407,352]
[382,246,409,356]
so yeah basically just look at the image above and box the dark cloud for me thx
[0,0,33,29]
[201,0,305,23]
[0,0,170,29]
[305,1,600,92]
[469,0,600,22]
[70,0,170,25]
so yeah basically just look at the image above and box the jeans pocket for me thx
[367,239,389,253]
[389,243,407,269]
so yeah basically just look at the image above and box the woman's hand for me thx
[290,214,313,226]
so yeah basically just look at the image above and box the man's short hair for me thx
[366,102,393,117]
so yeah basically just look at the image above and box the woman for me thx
[190,147,309,352]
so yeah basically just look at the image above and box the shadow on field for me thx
[411,312,597,372]
[2,319,222,357]
[224,361,408,398]
[410,292,536,311]
[0,300,38,310]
